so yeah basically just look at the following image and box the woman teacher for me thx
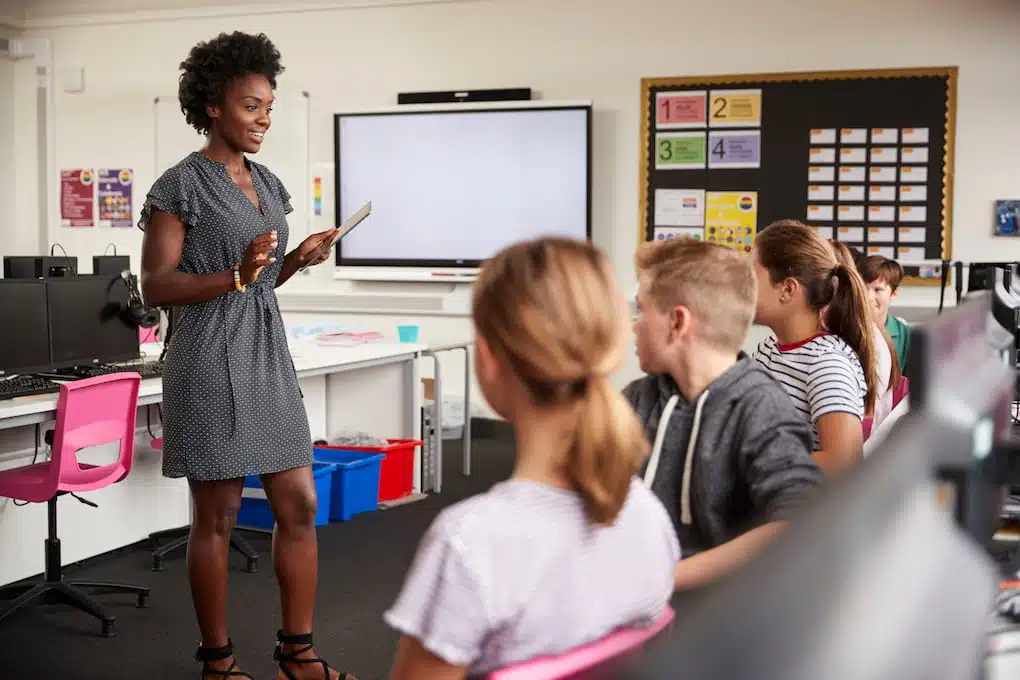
[139,31,353,680]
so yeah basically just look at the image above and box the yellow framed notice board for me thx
[638,66,957,285]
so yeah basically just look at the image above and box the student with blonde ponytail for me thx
[384,237,679,680]
[752,220,874,476]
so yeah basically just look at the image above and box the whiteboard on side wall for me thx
[153,92,311,243]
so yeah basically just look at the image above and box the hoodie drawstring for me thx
[643,389,710,526]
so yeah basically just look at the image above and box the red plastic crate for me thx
[315,439,422,502]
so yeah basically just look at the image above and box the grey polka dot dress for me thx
[138,151,313,481]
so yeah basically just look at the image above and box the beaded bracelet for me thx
[232,264,246,292]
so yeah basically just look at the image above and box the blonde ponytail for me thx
[569,377,648,526]
[472,237,643,526]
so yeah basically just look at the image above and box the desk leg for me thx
[406,355,422,494]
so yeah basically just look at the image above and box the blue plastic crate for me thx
[237,462,337,530]
[312,447,385,521]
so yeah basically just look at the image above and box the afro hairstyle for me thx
[177,31,284,135]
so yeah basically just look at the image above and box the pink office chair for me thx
[893,375,910,407]
[486,606,675,680]
[863,375,911,441]
[0,373,150,637]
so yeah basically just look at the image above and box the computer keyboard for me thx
[0,374,62,400]
[60,360,164,381]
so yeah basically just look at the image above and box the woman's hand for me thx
[294,227,339,269]
[239,230,278,284]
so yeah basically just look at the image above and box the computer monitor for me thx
[615,410,999,680]
[0,280,51,376]
[968,261,1015,295]
[990,267,1020,367]
[46,275,140,369]
[906,292,1015,544]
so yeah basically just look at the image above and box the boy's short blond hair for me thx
[635,237,757,353]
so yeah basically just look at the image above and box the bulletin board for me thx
[638,67,958,285]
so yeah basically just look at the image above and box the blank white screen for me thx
[336,107,590,265]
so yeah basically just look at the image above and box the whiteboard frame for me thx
[332,99,593,282]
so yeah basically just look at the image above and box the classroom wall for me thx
[0,28,17,254]
[10,0,1020,393]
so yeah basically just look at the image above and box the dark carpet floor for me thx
[0,439,515,680]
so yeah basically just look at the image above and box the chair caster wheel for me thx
[244,557,259,574]
[151,557,165,572]
[101,619,116,637]
[137,592,150,608]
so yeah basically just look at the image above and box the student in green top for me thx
[859,255,910,370]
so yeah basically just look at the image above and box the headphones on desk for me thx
[114,270,161,329]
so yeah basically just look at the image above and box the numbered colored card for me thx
[705,192,757,253]
[708,131,761,169]
[654,132,706,169]
[708,89,762,127]
[655,91,707,129]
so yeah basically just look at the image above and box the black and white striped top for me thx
[753,333,867,447]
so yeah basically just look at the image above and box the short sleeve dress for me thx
[137,151,312,481]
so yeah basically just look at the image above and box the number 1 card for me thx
[655,91,707,129]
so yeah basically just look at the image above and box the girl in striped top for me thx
[751,221,877,476]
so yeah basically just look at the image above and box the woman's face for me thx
[208,73,274,154]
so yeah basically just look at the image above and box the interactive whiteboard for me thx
[334,102,591,269]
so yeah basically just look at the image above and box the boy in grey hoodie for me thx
[625,237,822,591]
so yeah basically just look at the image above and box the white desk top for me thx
[0,339,425,430]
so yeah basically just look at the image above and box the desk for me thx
[0,339,424,586]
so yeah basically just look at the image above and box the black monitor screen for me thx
[0,280,50,375]
[46,275,139,368]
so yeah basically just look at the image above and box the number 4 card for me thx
[708,130,761,169]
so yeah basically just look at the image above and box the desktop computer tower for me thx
[3,255,78,279]
[93,255,131,277]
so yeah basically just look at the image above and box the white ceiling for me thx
[1,0,334,24]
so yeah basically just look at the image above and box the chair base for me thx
[149,525,270,573]
[0,578,150,638]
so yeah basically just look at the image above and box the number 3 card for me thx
[708,130,761,169]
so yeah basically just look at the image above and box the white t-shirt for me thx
[384,477,680,677]
[753,333,867,447]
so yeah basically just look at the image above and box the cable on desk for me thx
[12,424,43,507]
[146,405,159,440]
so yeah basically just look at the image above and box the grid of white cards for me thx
[805,126,932,262]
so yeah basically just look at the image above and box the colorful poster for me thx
[97,168,133,227]
[653,227,704,241]
[655,91,707,129]
[708,89,762,127]
[60,169,95,228]
[654,132,706,169]
[708,131,761,169]
[654,188,704,227]
[704,191,757,253]
[995,200,1020,237]
[313,177,323,216]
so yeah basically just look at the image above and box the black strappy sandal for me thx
[274,630,351,680]
[195,639,253,679]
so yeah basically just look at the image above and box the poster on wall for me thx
[60,169,95,227]
[97,168,134,228]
